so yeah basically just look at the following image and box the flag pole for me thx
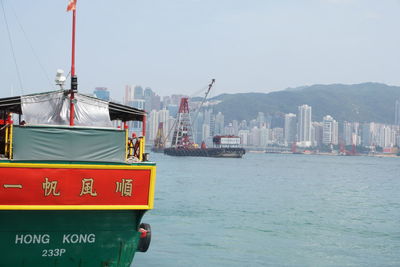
[69,1,77,126]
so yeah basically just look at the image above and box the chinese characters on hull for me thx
[116,179,133,197]
[79,178,97,197]
[43,178,60,196]
[3,177,136,198]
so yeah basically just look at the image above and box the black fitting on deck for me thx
[71,75,78,92]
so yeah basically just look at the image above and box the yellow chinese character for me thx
[115,179,133,197]
[42,178,60,196]
[79,178,97,196]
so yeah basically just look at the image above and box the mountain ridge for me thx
[207,82,400,124]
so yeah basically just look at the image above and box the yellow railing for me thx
[4,124,13,159]
[139,136,145,162]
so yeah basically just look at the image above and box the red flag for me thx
[66,0,77,12]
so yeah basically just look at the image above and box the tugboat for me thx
[0,1,156,266]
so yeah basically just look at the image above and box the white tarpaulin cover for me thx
[21,90,112,127]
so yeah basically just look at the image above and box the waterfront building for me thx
[361,123,372,147]
[272,127,284,145]
[297,104,312,147]
[322,115,338,145]
[382,125,396,148]
[311,122,323,147]
[250,127,261,147]
[343,122,361,146]
[238,130,250,146]
[284,113,297,146]
[343,121,352,146]
[259,126,269,147]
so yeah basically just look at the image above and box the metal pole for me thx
[69,8,77,126]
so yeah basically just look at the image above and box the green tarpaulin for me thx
[13,126,126,162]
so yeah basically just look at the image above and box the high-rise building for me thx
[151,95,161,111]
[284,113,297,145]
[224,123,235,135]
[250,127,261,146]
[343,121,352,146]
[239,120,247,130]
[193,111,204,144]
[93,87,110,101]
[395,99,400,125]
[134,86,144,100]
[272,127,284,145]
[259,126,269,146]
[297,104,312,147]
[343,121,360,146]
[322,115,338,145]
[167,104,178,118]
[158,109,170,141]
[144,87,154,111]
[361,123,371,147]
[312,122,323,147]
[124,85,133,105]
[256,112,265,128]
[147,110,159,142]
[202,124,210,143]
[214,112,224,135]
[232,120,239,135]
[238,130,250,146]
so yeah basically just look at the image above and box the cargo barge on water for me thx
[163,86,245,158]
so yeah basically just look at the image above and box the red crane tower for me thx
[171,97,194,148]
[169,79,215,149]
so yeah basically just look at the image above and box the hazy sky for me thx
[1,0,400,100]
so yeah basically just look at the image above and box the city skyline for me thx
[95,85,400,151]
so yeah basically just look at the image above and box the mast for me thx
[68,0,78,126]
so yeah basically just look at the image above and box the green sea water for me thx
[134,153,400,267]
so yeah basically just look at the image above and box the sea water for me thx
[134,153,400,266]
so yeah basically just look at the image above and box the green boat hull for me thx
[0,210,147,266]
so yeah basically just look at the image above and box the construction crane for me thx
[169,79,216,149]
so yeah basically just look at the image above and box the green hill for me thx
[210,83,400,124]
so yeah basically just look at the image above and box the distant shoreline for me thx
[248,150,399,158]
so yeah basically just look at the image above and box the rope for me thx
[9,3,54,90]
[1,0,24,94]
